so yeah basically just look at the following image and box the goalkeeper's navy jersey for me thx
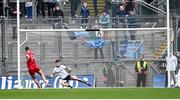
[53,65,69,79]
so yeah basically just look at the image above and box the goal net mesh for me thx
[12,28,173,88]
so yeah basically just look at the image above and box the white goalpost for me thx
[166,0,171,88]
[17,0,21,89]
[16,0,172,88]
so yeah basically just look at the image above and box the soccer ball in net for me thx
[83,77,88,82]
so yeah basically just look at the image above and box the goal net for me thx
[12,26,173,89]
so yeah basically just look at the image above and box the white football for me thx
[83,77,88,82]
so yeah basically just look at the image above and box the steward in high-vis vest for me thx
[135,54,148,87]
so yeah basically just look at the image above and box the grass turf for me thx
[0,88,180,99]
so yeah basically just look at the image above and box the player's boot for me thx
[70,86,73,89]
[45,80,49,86]
[86,83,91,87]
[45,84,51,87]
[82,80,91,86]
[44,80,52,87]
[68,85,73,89]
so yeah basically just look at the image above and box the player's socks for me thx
[79,79,86,84]
[37,84,42,89]
[34,80,42,89]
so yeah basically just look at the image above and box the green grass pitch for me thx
[0,88,180,99]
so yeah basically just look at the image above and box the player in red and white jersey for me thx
[25,47,48,88]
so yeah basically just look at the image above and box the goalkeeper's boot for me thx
[86,83,91,87]
[82,80,91,86]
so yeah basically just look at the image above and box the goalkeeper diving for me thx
[49,59,91,88]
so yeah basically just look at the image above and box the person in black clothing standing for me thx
[11,6,22,39]
[127,11,140,40]
[36,0,45,18]
[92,0,98,16]
[47,0,56,18]
[103,62,115,87]
[174,51,180,75]
[53,4,64,18]
[175,51,180,87]
[71,0,80,17]
[52,4,64,29]
[0,0,3,17]
[124,0,135,12]
[135,54,148,87]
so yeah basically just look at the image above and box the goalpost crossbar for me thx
[19,28,168,32]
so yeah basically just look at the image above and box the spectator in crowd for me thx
[92,0,98,16]
[103,63,115,87]
[104,0,111,12]
[110,0,119,28]
[4,0,11,17]
[104,0,118,17]
[111,0,118,18]
[135,54,148,87]
[0,2,3,17]
[166,52,178,87]
[47,0,56,18]
[116,5,128,46]
[127,11,140,40]
[103,63,108,85]
[99,11,110,39]
[53,4,64,18]
[62,0,69,5]
[124,0,135,12]
[1,0,25,17]
[11,6,22,39]
[175,51,180,73]
[20,2,26,17]
[10,2,26,17]
[93,26,104,59]
[116,5,128,28]
[36,0,45,18]
[175,51,180,88]
[71,0,80,17]
[25,0,32,21]
[52,4,64,29]
[11,6,18,19]
[10,3,24,18]
[80,2,90,28]
[1,1,14,17]
[99,10,110,28]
